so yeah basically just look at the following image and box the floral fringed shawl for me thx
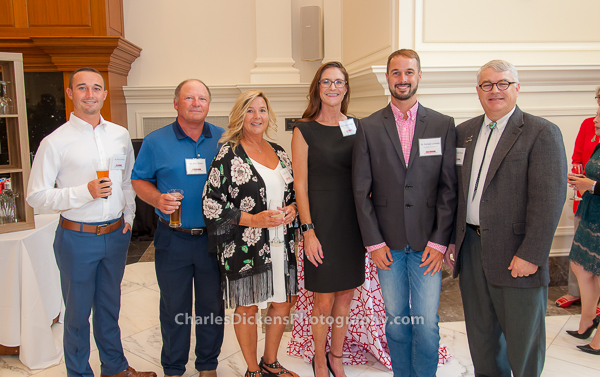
[202,141,297,308]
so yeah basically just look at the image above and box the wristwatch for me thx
[300,223,315,233]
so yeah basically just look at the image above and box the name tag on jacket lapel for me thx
[419,137,442,157]
[456,148,466,166]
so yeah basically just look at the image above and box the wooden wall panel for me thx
[27,0,92,27]
[0,0,123,37]
[0,0,15,27]
[107,0,123,36]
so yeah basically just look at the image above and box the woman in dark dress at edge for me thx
[291,62,365,377]
[565,106,600,355]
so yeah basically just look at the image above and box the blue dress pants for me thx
[54,218,130,377]
[154,220,224,376]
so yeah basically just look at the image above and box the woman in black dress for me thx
[291,62,365,377]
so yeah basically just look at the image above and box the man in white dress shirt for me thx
[27,67,156,377]
[447,60,567,377]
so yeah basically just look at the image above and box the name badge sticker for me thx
[186,158,207,175]
[280,168,294,184]
[418,137,442,157]
[456,148,466,166]
[339,119,357,137]
[111,154,127,170]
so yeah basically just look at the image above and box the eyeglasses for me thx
[319,79,346,88]
[478,80,517,92]
[595,95,600,102]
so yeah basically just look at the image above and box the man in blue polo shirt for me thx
[132,79,224,377]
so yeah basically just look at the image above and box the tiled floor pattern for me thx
[2,262,599,377]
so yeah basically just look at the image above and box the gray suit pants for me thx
[459,226,547,377]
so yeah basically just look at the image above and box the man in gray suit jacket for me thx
[353,49,457,377]
[446,60,567,377]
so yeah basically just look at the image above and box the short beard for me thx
[390,83,418,101]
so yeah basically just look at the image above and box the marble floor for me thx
[2,262,599,377]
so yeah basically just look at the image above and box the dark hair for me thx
[68,67,105,89]
[298,61,350,122]
[386,49,421,73]
[174,79,212,103]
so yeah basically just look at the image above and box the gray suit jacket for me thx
[453,106,567,287]
[352,103,457,251]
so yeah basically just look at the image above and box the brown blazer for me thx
[352,103,457,251]
[453,106,567,287]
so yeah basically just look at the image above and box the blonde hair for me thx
[220,90,277,150]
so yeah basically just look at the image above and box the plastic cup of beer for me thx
[92,158,110,199]
[168,189,183,227]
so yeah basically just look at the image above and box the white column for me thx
[322,0,342,63]
[250,0,300,84]
[397,0,415,49]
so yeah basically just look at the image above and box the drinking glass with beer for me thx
[92,158,110,199]
[168,189,184,227]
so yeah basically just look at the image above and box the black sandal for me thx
[259,357,296,377]
[245,369,263,377]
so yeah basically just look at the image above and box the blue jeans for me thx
[378,245,442,377]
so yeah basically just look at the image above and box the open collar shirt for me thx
[391,100,418,167]
[366,101,447,254]
[131,120,224,228]
[26,113,136,225]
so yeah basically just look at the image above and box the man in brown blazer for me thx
[353,49,457,377]
[446,60,567,377]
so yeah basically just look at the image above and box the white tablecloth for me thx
[0,214,63,369]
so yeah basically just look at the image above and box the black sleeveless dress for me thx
[297,120,365,293]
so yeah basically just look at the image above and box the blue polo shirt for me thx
[132,120,224,228]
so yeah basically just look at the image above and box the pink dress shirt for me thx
[366,101,447,254]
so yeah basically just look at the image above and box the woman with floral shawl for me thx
[203,90,298,377]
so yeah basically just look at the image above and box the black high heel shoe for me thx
[326,351,343,377]
[325,352,334,377]
[577,343,600,355]
[566,316,600,339]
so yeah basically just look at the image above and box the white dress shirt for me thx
[466,107,516,225]
[27,113,136,226]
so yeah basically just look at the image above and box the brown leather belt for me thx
[467,223,481,236]
[60,216,124,235]
[159,217,206,235]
